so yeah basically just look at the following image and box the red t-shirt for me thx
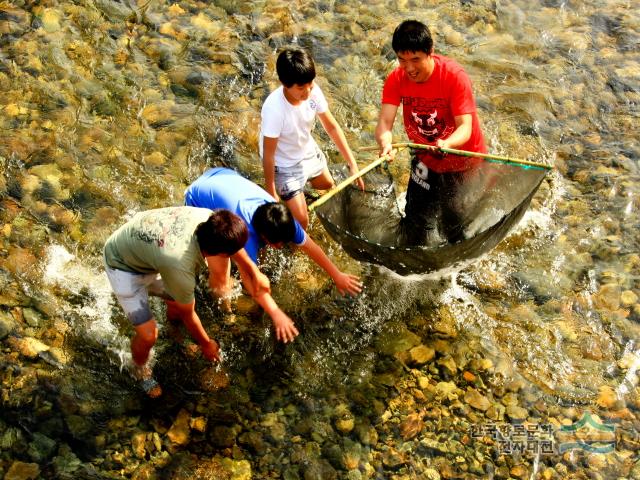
[382,54,487,173]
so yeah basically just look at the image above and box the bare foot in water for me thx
[133,364,162,398]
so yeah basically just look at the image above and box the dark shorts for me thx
[400,156,470,246]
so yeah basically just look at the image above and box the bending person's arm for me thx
[233,250,298,343]
[169,300,220,361]
[299,237,362,296]
[231,248,270,297]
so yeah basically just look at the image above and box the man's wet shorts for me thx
[105,264,173,326]
[275,147,327,201]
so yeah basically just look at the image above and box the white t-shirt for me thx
[260,84,329,167]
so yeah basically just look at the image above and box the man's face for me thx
[283,81,314,103]
[397,50,433,83]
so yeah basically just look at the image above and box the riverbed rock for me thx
[22,307,43,328]
[334,404,355,434]
[594,284,621,310]
[4,461,40,480]
[27,432,57,462]
[596,386,619,409]
[435,382,459,402]
[166,409,191,447]
[0,309,17,339]
[376,325,421,355]
[464,388,491,411]
[399,411,424,440]
[409,344,435,365]
[7,336,49,358]
[210,425,237,448]
[506,405,529,421]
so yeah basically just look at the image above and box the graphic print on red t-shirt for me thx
[404,97,454,144]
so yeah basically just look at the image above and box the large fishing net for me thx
[315,156,547,275]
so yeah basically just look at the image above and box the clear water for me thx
[0,0,639,478]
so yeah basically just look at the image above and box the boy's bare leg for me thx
[309,167,335,191]
[165,300,185,342]
[131,319,162,397]
[285,193,311,230]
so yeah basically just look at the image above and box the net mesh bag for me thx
[315,158,547,275]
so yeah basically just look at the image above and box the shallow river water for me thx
[1,0,639,479]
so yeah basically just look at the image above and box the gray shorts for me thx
[275,148,327,201]
[105,264,174,326]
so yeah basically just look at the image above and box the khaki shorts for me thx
[275,148,327,200]
[105,264,173,326]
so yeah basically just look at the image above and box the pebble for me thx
[464,388,491,411]
[409,344,435,365]
[4,461,40,480]
[166,409,191,446]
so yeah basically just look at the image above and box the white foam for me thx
[43,244,130,368]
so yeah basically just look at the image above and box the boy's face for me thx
[396,50,433,83]
[259,234,285,250]
[283,81,314,103]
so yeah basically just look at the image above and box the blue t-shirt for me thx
[184,167,306,262]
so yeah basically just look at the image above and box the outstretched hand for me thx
[271,308,299,343]
[201,339,221,362]
[333,272,363,296]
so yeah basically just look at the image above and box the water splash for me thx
[43,244,131,369]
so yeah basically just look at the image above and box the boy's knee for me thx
[134,320,158,345]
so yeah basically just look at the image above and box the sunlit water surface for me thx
[0,0,639,478]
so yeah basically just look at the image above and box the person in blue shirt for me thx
[185,167,362,342]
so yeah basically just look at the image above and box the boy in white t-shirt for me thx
[260,48,364,229]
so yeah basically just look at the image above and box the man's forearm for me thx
[182,312,211,346]
[375,129,394,153]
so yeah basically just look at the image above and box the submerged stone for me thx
[167,409,191,446]
[27,432,57,462]
[0,309,17,339]
[409,344,435,365]
[376,325,421,355]
[7,336,50,358]
[5,462,38,480]
[220,457,252,480]
[464,388,491,411]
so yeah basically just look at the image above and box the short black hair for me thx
[196,209,248,256]
[276,48,316,88]
[251,203,296,244]
[392,20,434,54]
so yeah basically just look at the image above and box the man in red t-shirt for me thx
[375,20,487,245]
